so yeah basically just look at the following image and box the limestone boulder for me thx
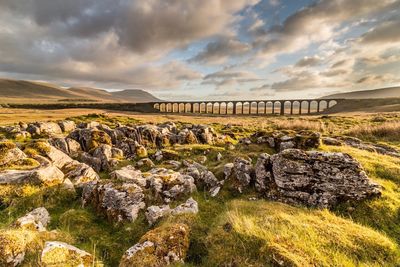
[0,144,27,167]
[58,120,76,132]
[30,166,65,186]
[110,165,146,186]
[0,166,64,187]
[82,181,145,223]
[28,122,62,136]
[119,224,190,267]
[269,149,381,208]
[62,161,99,186]
[68,128,112,152]
[171,197,198,215]
[79,152,102,172]
[92,144,113,171]
[41,241,93,267]
[14,207,50,232]
[147,168,196,202]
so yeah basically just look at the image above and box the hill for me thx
[322,86,400,99]
[0,78,160,103]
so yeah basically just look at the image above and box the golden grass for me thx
[273,119,330,132]
[205,200,399,267]
[346,121,400,142]
[320,145,400,242]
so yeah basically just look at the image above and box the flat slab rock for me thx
[267,149,381,208]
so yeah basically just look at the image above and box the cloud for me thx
[254,0,397,60]
[0,0,259,89]
[360,19,400,44]
[203,69,262,89]
[294,56,322,67]
[356,74,398,85]
[189,37,251,64]
[321,69,349,77]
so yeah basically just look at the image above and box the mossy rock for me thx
[88,130,112,151]
[0,229,39,266]
[120,223,190,267]
[41,241,94,267]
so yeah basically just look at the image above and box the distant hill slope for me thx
[0,78,160,103]
[322,87,400,99]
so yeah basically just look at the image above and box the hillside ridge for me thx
[0,78,160,103]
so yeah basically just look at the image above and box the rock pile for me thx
[83,167,197,223]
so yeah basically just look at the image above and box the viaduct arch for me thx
[152,99,341,115]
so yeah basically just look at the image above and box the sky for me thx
[0,0,399,100]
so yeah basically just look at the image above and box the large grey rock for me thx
[68,128,112,152]
[136,158,155,168]
[49,137,81,156]
[82,181,145,223]
[79,152,102,172]
[145,198,198,225]
[269,149,381,208]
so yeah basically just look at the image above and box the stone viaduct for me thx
[149,99,343,115]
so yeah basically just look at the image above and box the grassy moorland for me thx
[1,111,400,266]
